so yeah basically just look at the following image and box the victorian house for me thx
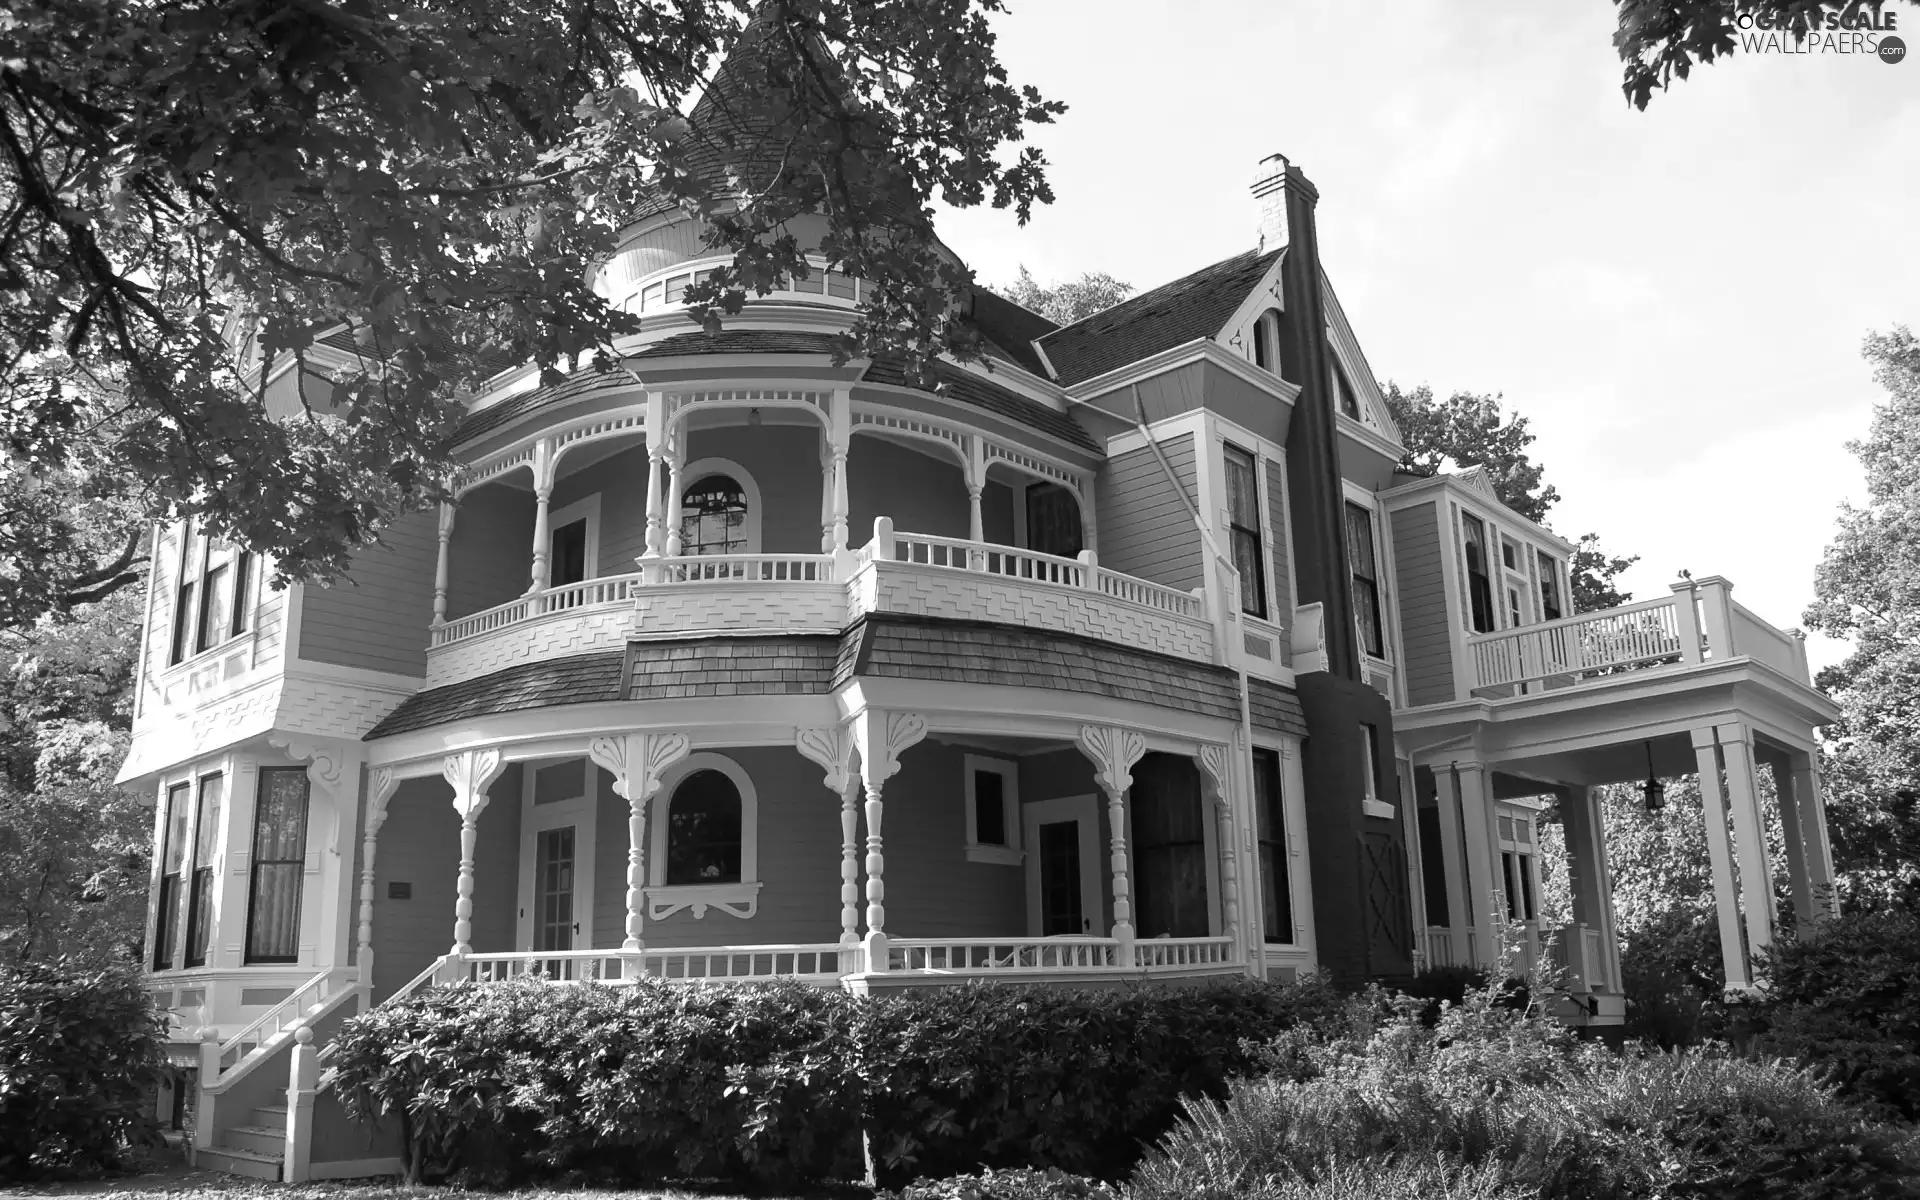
[118,66,1840,1182]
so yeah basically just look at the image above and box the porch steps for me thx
[198,1105,286,1181]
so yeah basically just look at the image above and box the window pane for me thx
[1537,551,1562,620]
[197,564,231,651]
[247,768,310,962]
[1254,749,1292,944]
[230,552,253,635]
[550,520,588,587]
[1462,515,1495,633]
[1224,447,1260,528]
[162,782,192,874]
[1232,529,1266,617]
[680,475,748,557]
[170,582,195,664]
[1332,361,1361,418]
[666,770,742,885]
[973,770,1006,846]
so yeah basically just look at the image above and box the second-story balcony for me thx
[425,518,1214,689]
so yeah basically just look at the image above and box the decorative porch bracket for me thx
[795,725,862,948]
[356,768,400,991]
[588,732,692,972]
[442,748,506,960]
[1076,725,1147,956]
[848,711,928,972]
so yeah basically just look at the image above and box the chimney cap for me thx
[1252,152,1291,196]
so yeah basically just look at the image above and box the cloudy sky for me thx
[932,1,1917,671]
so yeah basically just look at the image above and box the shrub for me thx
[856,975,1347,1185]
[0,960,166,1180]
[1752,908,1920,1122]
[327,977,863,1186]
[1133,976,1920,1200]
[1390,965,1526,1026]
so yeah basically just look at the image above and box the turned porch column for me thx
[431,503,456,627]
[1197,743,1241,952]
[1690,726,1752,991]
[829,391,852,555]
[355,769,400,993]
[442,748,505,957]
[664,438,686,556]
[643,391,667,559]
[1077,725,1147,957]
[797,726,862,948]
[527,440,555,594]
[589,732,692,973]
[848,711,928,972]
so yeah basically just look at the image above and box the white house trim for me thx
[646,752,761,920]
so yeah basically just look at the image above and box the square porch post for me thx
[1689,727,1752,991]
[1716,722,1776,963]
[1443,761,1500,968]
[1768,754,1817,927]
[1788,750,1840,921]
[1559,785,1623,993]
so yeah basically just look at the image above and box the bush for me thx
[327,977,863,1186]
[329,973,1347,1187]
[885,1166,1120,1200]
[1754,908,1920,1121]
[1391,965,1526,1026]
[0,960,165,1180]
[1132,978,1920,1200]
[857,975,1348,1185]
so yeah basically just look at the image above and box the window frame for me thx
[1253,747,1294,946]
[646,753,762,920]
[1344,500,1386,659]
[153,780,192,969]
[1459,512,1497,634]
[677,457,763,557]
[182,772,225,968]
[963,754,1022,866]
[1222,442,1269,619]
[168,522,255,666]
[546,494,601,588]
[245,767,312,965]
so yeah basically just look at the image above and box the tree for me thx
[1614,0,1917,109]
[1804,325,1920,914]
[1,0,1062,624]
[999,266,1132,326]
[1383,383,1639,611]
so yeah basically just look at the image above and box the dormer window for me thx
[1330,357,1361,419]
[1251,310,1280,372]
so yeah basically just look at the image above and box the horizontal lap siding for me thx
[848,436,969,543]
[679,425,825,556]
[876,741,1026,937]
[552,444,649,578]
[1096,439,1204,593]
[447,486,537,621]
[1390,501,1455,706]
[297,508,437,675]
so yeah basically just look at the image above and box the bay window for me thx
[153,781,190,969]
[245,768,310,963]
[183,773,224,967]
[169,523,254,664]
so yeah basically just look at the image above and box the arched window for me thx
[664,768,743,885]
[680,475,749,557]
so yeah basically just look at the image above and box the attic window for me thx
[1331,359,1361,419]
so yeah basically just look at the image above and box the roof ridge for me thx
[1040,248,1274,342]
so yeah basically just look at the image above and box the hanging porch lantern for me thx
[1642,741,1666,813]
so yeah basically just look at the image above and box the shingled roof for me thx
[967,289,1058,377]
[1036,249,1281,387]
[1248,678,1310,739]
[860,358,1097,453]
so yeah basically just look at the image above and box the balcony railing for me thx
[1461,576,1810,700]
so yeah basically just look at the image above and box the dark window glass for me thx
[1417,801,1449,926]
[230,552,253,636]
[184,774,225,967]
[169,581,196,665]
[1132,754,1209,939]
[1254,749,1292,944]
[666,770,742,885]
[1224,445,1267,618]
[1502,852,1521,921]
[154,782,191,968]
[1036,821,1085,935]
[1345,502,1384,657]
[170,527,201,665]
[246,769,310,963]
[1252,315,1271,370]
[534,826,576,952]
[1025,484,1082,559]
[680,476,748,557]
[1537,551,1563,621]
[1461,514,1495,633]
[196,563,231,652]
[1518,854,1536,921]
[1332,359,1361,418]
[973,770,1006,846]
[550,519,588,587]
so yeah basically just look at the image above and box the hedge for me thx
[327,974,1346,1186]
[0,960,166,1180]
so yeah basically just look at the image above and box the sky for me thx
[930,0,1918,673]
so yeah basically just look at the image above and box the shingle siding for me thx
[1248,678,1309,739]
[1390,500,1456,706]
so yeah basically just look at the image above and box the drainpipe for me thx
[1065,384,1268,975]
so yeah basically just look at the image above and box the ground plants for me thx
[0,959,166,1179]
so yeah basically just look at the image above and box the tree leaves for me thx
[1613,0,1918,109]
[1000,267,1133,327]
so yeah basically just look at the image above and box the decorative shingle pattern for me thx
[1037,249,1282,387]
[365,652,626,738]
[839,614,1242,719]
[860,358,1098,453]
[1248,677,1310,739]
[627,636,839,700]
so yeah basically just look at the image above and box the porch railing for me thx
[539,571,647,613]
[451,945,853,985]
[1132,936,1236,969]
[888,936,1121,973]
[1418,926,1479,969]
[1549,924,1614,993]
[1466,594,1684,694]
[878,528,1207,620]
[206,969,354,1094]
[650,553,835,585]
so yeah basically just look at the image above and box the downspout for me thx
[1070,383,1269,975]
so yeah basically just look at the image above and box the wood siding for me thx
[848,434,969,543]
[297,509,437,675]
[1390,501,1456,706]
[446,484,536,621]
[1095,438,1204,592]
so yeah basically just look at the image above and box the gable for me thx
[1038,250,1282,387]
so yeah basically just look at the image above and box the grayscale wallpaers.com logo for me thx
[1733,9,1904,62]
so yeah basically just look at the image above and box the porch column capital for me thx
[442,747,505,821]
[798,724,863,949]
[356,765,403,992]
[1077,725,1147,798]
[589,732,692,803]
[1196,741,1231,809]
[796,725,859,795]
[850,710,927,791]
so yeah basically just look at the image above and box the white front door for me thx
[1023,795,1102,937]
[517,759,596,954]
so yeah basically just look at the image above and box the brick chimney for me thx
[1252,153,1290,252]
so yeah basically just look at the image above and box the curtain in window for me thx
[666,770,743,885]
[246,768,310,963]
[1130,754,1208,939]
[184,774,224,967]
